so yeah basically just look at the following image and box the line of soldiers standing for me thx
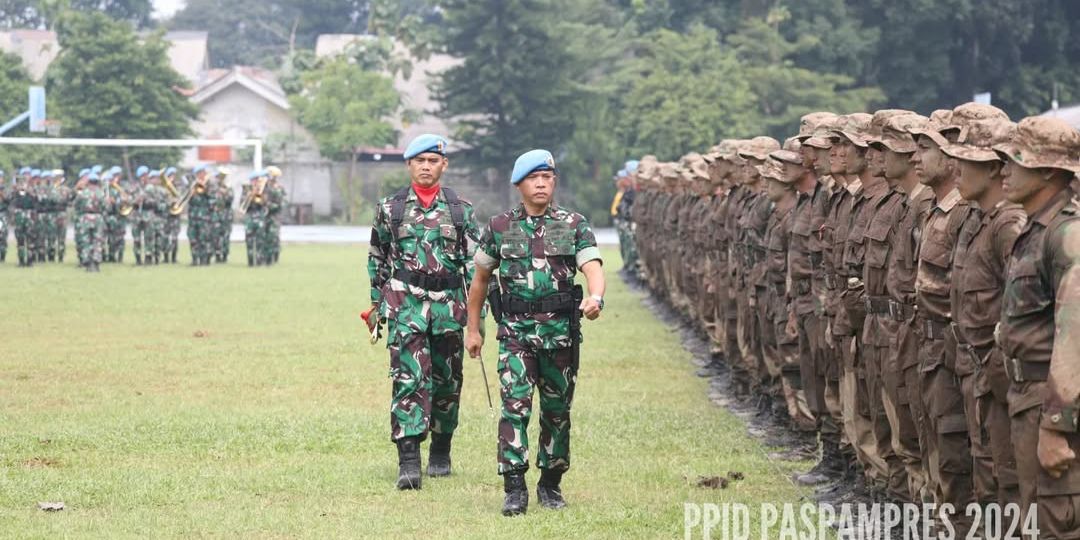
[626,105,1080,537]
[0,163,287,271]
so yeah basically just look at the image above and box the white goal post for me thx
[0,137,264,171]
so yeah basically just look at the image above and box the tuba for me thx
[113,178,134,217]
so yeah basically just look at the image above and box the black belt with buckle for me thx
[1005,357,1049,383]
[888,300,915,322]
[393,269,463,291]
[864,296,891,315]
[502,291,577,315]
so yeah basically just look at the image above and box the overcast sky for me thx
[152,0,185,19]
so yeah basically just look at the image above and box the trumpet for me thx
[112,178,134,217]
[239,178,266,213]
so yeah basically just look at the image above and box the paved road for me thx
[38,226,619,245]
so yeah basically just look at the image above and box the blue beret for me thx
[617,169,627,178]
[78,168,89,177]
[136,165,149,177]
[30,168,41,177]
[18,166,30,175]
[511,149,556,185]
[88,173,100,182]
[192,164,209,174]
[625,160,640,173]
[164,167,177,176]
[109,166,122,175]
[149,169,161,178]
[247,170,262,180]
[91,165,103,174]
[41,170,53,179]
[403,134,448,161]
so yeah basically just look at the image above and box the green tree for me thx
[616,26,758,160]
[433,0,582,205]
[288,56,405,222]
[46,11,197,168]
[0,49,63,172]
[0,0,151,29]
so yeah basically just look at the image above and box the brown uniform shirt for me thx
[766,197,796,322]
[916,187,976,370]
[886,185,934,309]
[809,177,835,317]
[1001,188,1080,425]
[861,188,907,347]
[789,183,826,316]
[826,179,861,336]
[951,201,1025,377]
[841,176,890,336]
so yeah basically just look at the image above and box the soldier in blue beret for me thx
[366,133,483,490]
[465,149,606,515]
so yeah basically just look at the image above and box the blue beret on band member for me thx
[511,149,556,185]
[403,134,448,161]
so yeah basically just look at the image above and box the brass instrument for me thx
[239,177,266,213]
[170,174,202,216]
[112,178,134,217]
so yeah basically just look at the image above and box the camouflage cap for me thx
[703,139,739,163]
[831,113,873,148]
[679,152,710,181]
[993,116,1080,173]
[782,136,802,153]
[769,149,803,165]
[635,155,659,181]
[737,136,781,160]
[877,114,928,154]
[757,158,788,182]
[908,109,955,147]
[803,115,840,149]
[941,118,1015,162]
[796,112,838,141]
[865,109,915,146]
[659,162,681,181]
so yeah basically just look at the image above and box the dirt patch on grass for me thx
[22,457,62,468]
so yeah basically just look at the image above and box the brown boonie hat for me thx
[908,109,955,147]
[878,114,928,154]
[679,152,710,181]
[797,112,838,141]
[659,162,680,181]
[993,116,1080,173]
[635,155,659,181]
[942,118,1015,162]
[769,149,803,165]
[757,158,788,183]
[831,113,873,148]
[866,109,915,145]
[737,136,781,160]
[703,139,738,163]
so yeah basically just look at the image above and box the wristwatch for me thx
[590,295,605,311]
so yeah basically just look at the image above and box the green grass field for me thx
[0,243,812,539]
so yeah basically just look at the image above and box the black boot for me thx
[795,438,843,486]
[135,254,143,266]
[502,473,528,516]
[427,433,452,477]
[57,252,62,263]
[395,437,422,490]
[536,469,566,510]
[248,254,254,267]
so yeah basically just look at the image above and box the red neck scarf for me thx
[412,182,440,208]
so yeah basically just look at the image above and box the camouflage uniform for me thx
[211,179,233,263]
[368,188,481,443]
[0,181,8,263]
[161,172,184,264]
[474,204,601,475]
[242,181,268,266]
[11,179,37,267]
[263,180,286,264]
[30,179,48,262]
[187,179,213,265]
[130,180,168,264]
[74,182,108,269]
[104,179,129,263]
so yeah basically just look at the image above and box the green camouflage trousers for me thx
[76,214,105,265]
[131,213,161,261]
[244,215,267,264]
[388,327,463,442]
[497,338,578,475]
[162,215,180,257]
[105,214,126,261]
[188,217,212,261]
[13,209,34,262]
[0,213,7,260]
[213,217,230,258]
[31,213,46,259]
[615,219,637,270]
[44,211,67,261]
[258,218,280,263]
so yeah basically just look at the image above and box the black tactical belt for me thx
[888,301,916,322]
[1005,357,1048,383]
[792,279,812,296]
[393,269,463,291]
[864,296,891,315]
[921,317,949,340]
[501,292,576,315]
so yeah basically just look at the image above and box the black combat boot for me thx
[170,248,177,263]
[795,438,843,486]
[135,254,143,266]
[57,251,62,263]
[47,252,54,262]
[502,472,528,516]
[536,469,567,510]
[395,437,422,490]
[0,249,5,262]
[427,433,452,477]
[117,250,124,264]
[247,254,254,267]
[17,250,25,266]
